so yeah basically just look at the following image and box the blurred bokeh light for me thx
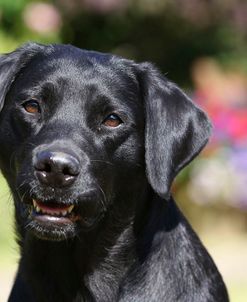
[23,3,62,34]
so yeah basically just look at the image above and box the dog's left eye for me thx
[103,114,123,128]
[22,99,41,114]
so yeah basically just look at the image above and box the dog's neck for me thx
[78,214,137,301]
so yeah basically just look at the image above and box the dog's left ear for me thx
[0,42,45,112]
[137,63,211,200]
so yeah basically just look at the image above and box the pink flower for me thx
[23,3,62,34]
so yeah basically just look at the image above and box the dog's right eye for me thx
[102,114,123,128]
[22,100,41,114]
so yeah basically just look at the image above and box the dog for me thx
[0,43,228,301]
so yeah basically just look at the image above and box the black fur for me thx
[0,43,228,301]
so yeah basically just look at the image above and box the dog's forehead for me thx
[13,46,140,107]
[27,47,136,85]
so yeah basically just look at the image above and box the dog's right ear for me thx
[0,42,46,112]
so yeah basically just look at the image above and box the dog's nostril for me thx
[62,166,79,176]
[44,163,52,173]
[34,151,80,187]
[63,166,70,175]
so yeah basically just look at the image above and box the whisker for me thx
[27,142,36,148]
[90,160,114,166]
[16,180,28,191]
[20,189,29,203]
[95,183,107,212]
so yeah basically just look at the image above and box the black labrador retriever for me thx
[0,43,228,302]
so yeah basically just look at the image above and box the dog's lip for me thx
[33,214,75,225]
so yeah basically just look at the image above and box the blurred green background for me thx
[0,0,247,301]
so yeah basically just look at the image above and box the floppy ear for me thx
[0,42,45,112]
[138,63,211,200]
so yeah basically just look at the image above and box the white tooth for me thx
[36,206,41,213]
[33,200,41,213]
[47,209,55,215]
[62,211,67,216]
[67,205,74,213]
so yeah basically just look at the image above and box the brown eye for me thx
[23,100,41,114]
[103,114,123,128]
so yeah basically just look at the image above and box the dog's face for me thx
[0,43,211,241]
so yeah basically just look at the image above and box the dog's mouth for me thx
[31,199,81,224]
[24,190,106,240]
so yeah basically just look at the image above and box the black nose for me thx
[34,151,80,187]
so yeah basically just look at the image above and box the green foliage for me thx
[0,0,28,14]
[0,0,29,36]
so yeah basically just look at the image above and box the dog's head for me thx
[0,43,211,241]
